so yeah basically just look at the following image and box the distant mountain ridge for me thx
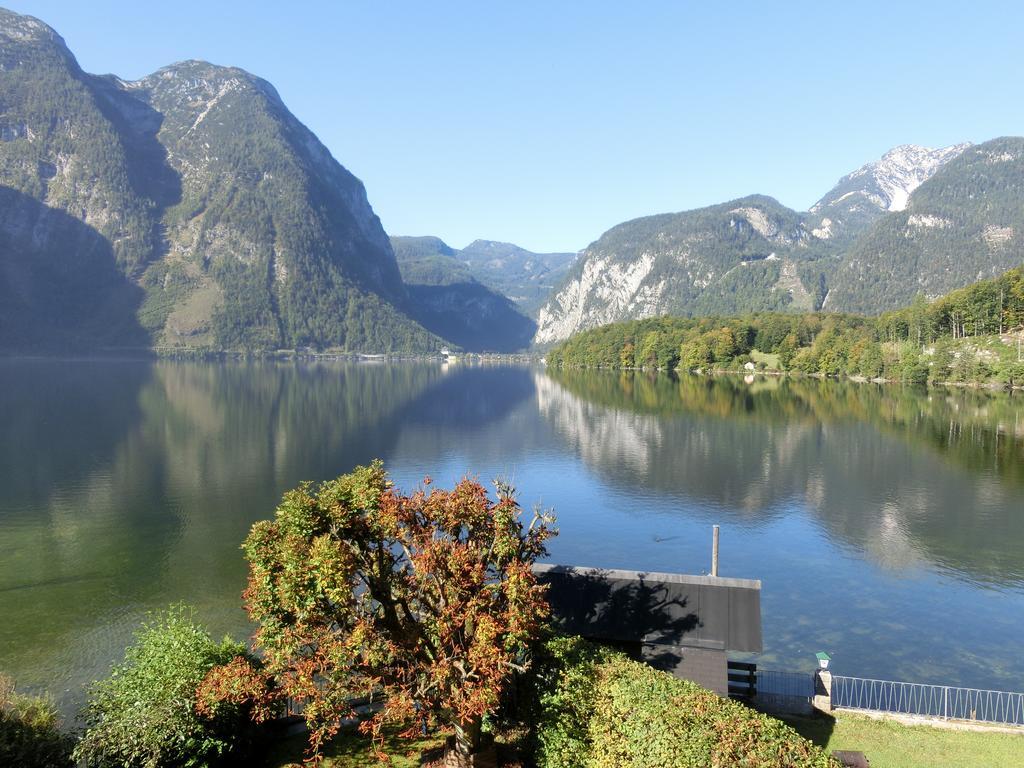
[390,235,536,351]
[535,139,1023,345]
[390,236,576,317]
[457,240,577,316]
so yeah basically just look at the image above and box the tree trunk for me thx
[438,719,496,768]
[452,716,481,756]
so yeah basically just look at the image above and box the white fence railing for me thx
[831,675,1024,726]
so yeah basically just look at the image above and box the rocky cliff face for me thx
[534,196,830,345]
[0,9,439,352]
[812,143,971,215]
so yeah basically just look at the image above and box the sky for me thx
[6,1,1024,252]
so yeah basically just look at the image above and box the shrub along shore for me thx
[1,628,842,768]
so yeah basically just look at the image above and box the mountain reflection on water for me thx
[540,369,1024,588]
[1,360,1022,717]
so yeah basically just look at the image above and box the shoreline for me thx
[0,349,544,364]
[543,362,1024,392]
[3,352,1022,391]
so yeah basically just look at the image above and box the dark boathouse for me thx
[533,564,763,695]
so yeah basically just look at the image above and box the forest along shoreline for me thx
[543,265,1024,392]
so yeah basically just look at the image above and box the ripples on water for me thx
[1,359,1023,717]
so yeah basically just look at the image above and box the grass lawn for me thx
[785,711,1024,768]
[750,349,781,370]
[262,726,446,768]
[262,725,526,767]
[263,712,1024,767]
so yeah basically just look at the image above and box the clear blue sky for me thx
[6,1,1024,252]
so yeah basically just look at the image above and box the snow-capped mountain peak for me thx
[812,142,971,214]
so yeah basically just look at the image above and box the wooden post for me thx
[712,525,720,577]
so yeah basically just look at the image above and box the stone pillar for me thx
[812,669,832,714]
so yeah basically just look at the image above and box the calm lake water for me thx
[2,359,1024,716]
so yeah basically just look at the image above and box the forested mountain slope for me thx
[545,265,1024,387]
[825,138,1024,313]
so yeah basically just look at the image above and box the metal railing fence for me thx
[744,669,816,714]
[832,675,1024,726]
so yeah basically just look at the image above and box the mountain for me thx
[390,236,472,285]
[812,144,971,215]
[0,9,441,353]
[534,195,835,345]
[457,240,577,316]
[806,143,970,247]
[533,141,1010,345]
[390,236,535,352]
[5,6,1016,354]
[389,236,577,314]
[0,11,155,350]
[825,138,1024,313]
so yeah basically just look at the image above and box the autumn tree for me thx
[205,461,554,765]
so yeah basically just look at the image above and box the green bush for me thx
[0,676,74,768]
[529,636,837,768]
[74,604,252,768]
[997,361,1024,387]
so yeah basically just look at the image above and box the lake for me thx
[2,359,1023,717]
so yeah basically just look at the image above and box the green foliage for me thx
[691,258,793,315]
[528,636,616,767]
[548,313,872,374]
[211,260,283,350]
[548,265,1024,386]
[138,262,200,336]
[74,605,250,768]
[0,676,74,768]
[529,636,837,768]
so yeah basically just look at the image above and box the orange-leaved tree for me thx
[200,460,555,764]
